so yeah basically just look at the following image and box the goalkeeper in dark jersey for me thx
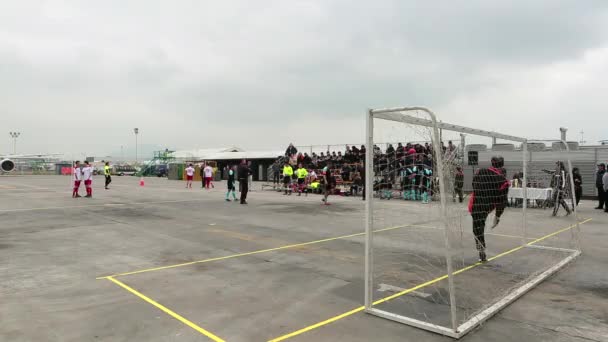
[468,156,510,262]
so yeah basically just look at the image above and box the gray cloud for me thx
[1,0,608,156]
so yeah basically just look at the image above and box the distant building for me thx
[170,147,283,181]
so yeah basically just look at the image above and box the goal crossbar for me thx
[371,107,526,143]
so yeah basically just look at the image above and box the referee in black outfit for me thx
[238,159,251,204]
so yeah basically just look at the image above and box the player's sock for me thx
[491,216,500,229]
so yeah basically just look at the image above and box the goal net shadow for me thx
[364,107,581,338]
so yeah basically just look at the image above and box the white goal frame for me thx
[364,106,581,339]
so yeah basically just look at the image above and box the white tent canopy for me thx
[170,147,283,161]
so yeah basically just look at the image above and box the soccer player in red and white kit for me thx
[82,161,94,198]
[185,163,195,189]
[72,161,82,198]
[203,163,213,189]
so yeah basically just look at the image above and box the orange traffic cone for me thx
[139,177,145,187]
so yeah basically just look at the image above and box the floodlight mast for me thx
[9,131,21,154]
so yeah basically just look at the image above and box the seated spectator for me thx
[351,172,362,196]
[337,151,344,164]
[344,149,353,163]
[303,153,312,167]
[380,175,393,200]
[341,164,352,182]
[373,144,381,155]
[396,143,405,160]
[310,180,321,193]
[309,169,318,181]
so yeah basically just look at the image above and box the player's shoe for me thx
[225,198,231,202]
[479,251,487,263]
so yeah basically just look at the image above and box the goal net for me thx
[364,107,582,338]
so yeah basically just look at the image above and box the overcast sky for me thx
[1,0,607,158]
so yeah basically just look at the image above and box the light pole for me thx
[9,132,20,154]
[133,128,139,164]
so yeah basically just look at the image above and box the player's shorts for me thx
[297,178,305,185]
[74,180,81,188]
[283,176,291,184]
[186,175,193,181]
[84,180,92,187]
[227,181,235,191]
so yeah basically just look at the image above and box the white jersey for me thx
[185,166,195,177]
[204,166,213,178]
[82,166,93,181]
[73,167,82,181]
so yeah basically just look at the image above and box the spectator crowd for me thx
[271,142,459,201]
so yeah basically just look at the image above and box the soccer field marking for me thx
[96,224,418,279]
[267,218,591,342]
[106,277,225,342]
[97,223,540,279]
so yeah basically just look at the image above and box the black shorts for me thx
[283,176,291,184]
[227,181,235,191]
[298,178,305,185]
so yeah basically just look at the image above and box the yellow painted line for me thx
[269,306,367,342]
[98,223,540,279]
[268,218,591,342]
[97,224,418,279]
[106,277,225,342]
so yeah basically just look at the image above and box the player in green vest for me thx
[104,162,112,189]
[295,164,309,196]
[283,162,294,195]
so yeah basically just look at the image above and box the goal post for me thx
[364,107,581,339]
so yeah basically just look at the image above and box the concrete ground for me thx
[1,175,606,342]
